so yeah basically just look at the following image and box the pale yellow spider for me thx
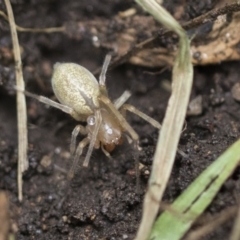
[23,55,161,179]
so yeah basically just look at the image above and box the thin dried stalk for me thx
[134,0,193,239]
[0,10,65,33]
[4,0,28,201]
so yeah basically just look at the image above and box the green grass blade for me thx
[150,139,240,240]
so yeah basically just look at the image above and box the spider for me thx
[23,55,161,179]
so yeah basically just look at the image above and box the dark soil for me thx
[0,1,240,240]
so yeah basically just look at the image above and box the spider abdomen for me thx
[52,63,100,121]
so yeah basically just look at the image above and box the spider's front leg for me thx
[99,54,111,97]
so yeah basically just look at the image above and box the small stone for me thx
[187,95,202,116]
[62,216,68,222]
[40,155,52,168]
[144,170,150,175]
[231,83,240,102]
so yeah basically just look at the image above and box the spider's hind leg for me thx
[120,104,161,130]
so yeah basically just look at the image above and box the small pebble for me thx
[187,95,203,116]
[231,83,240,102]
[40,155,52,168]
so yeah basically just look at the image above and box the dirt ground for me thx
[1,0,240,239]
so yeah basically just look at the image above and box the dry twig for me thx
[4,0,28,201]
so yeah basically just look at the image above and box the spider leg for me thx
[120,104,161,130]
[125,134,133,144]
[83,109,102,167]
[114,90,131,109]
[99,54,111,96]
[122,104,188,158]
[70,125,88,156]
[99,54,111,86]
[17,88,74,115]
[75,87,103,168]
[68,137,90,179]
[101,144,112,159]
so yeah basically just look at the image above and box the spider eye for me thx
[87,115,96,126]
